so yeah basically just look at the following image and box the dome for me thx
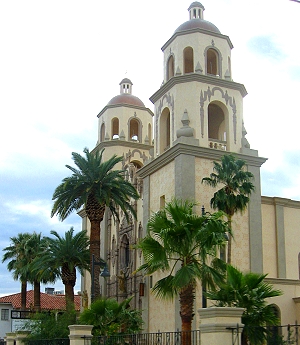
[119,78,133,85]
[175,18,220,34]
[188,2,204,10]
[107,94,145,107]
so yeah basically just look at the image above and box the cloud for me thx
[247,35,286,61]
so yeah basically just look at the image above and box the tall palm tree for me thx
[2,232,32,310]
[25,232,52,312]
[51,148,139,300]
[136,199,230,345]
[206,265,282,345]
[202,154,254,264]
[36,228,90,312]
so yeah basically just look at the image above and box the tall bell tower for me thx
[138,2,266,331]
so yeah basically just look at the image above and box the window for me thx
[167,55,174,80]
[100,123,105,142]
[183,47,194,74]
[159,108,171,153]
[112,118,119,139]
[1,309,9,321]
[129,118,140,141]
[207,48,219,76]
[208,103,226,141]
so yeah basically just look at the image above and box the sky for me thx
[0,0,300,297]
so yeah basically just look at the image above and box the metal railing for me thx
[266,324,300,345]
[93,330,200,345]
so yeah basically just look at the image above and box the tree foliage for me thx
[206,265,282,345]
[136,199,230,335]
[79,297,143,336]
[51,148,139,299]
[202,154,255,263]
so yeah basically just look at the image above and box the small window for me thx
[1,309,9,321]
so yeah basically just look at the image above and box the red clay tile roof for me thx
[0,290,80,311]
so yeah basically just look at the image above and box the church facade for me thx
[80,2,300,332]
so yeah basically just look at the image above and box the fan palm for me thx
[51,148,139,299]
[206,265,282,345]
[136,199,230,344]
[202,154,254,264]
[36,228,90,312]
[2,232,32,309]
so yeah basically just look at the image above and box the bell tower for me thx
[150,1,252,156]
[139,7,266,330]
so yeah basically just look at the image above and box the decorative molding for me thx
[200,86,237,143]
[150,73,247,104]
[137,141,267,178]
[97,103,154,118]
[261,196,300,209]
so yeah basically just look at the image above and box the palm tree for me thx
[79,296,143,336]
[136,199,230,345]
[51,148,139,300]
[36,228,90,312]
[206,265,282,345]
[2,232,32,310]
[25,232,53,312]
[202,154,254,264]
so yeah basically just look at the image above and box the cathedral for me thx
[80,2,300,332]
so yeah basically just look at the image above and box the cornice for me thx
[261,196,300,208]
[161,28,233,51]
[91,140,154,154]
[150,74,247,104]
[97,104,154,118]
[137,142,267,178]
[265,277,300,286]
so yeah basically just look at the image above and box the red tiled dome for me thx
[175,19,220,34]
[107,94,145,107]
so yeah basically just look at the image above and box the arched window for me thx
[120,235,130,269]
[184,47,194,74]
[266,305,281,345]
[160,107,171,152]
[129,118,140,141]
[112,118,119,139]
[208,103,226,141]
[100,123,105,142]
[167,55,174,81]
[207,48,219,76]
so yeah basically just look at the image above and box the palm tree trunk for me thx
[90,218,102,301]
[179,284,195,345]
[33,280,41,312]
[21,281,27,310]
[227,215,232,264]
[65,282,75,314]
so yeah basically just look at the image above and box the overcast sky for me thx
[1,0,300,297]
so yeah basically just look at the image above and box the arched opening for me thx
[167,55,174,81]
[159,107,171,153]
[129,118,140,141]
[208,103,226,141]
[266,305,282,345]
[207,48,219,76]
[120,235,130,269]
[112,118,119,139]
[184,47,194,74]
[100,123,105,142]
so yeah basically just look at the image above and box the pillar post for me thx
[5,332,16,345]
[69,325,93,345]
[15,331,30,345]
[198,307,244,345]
